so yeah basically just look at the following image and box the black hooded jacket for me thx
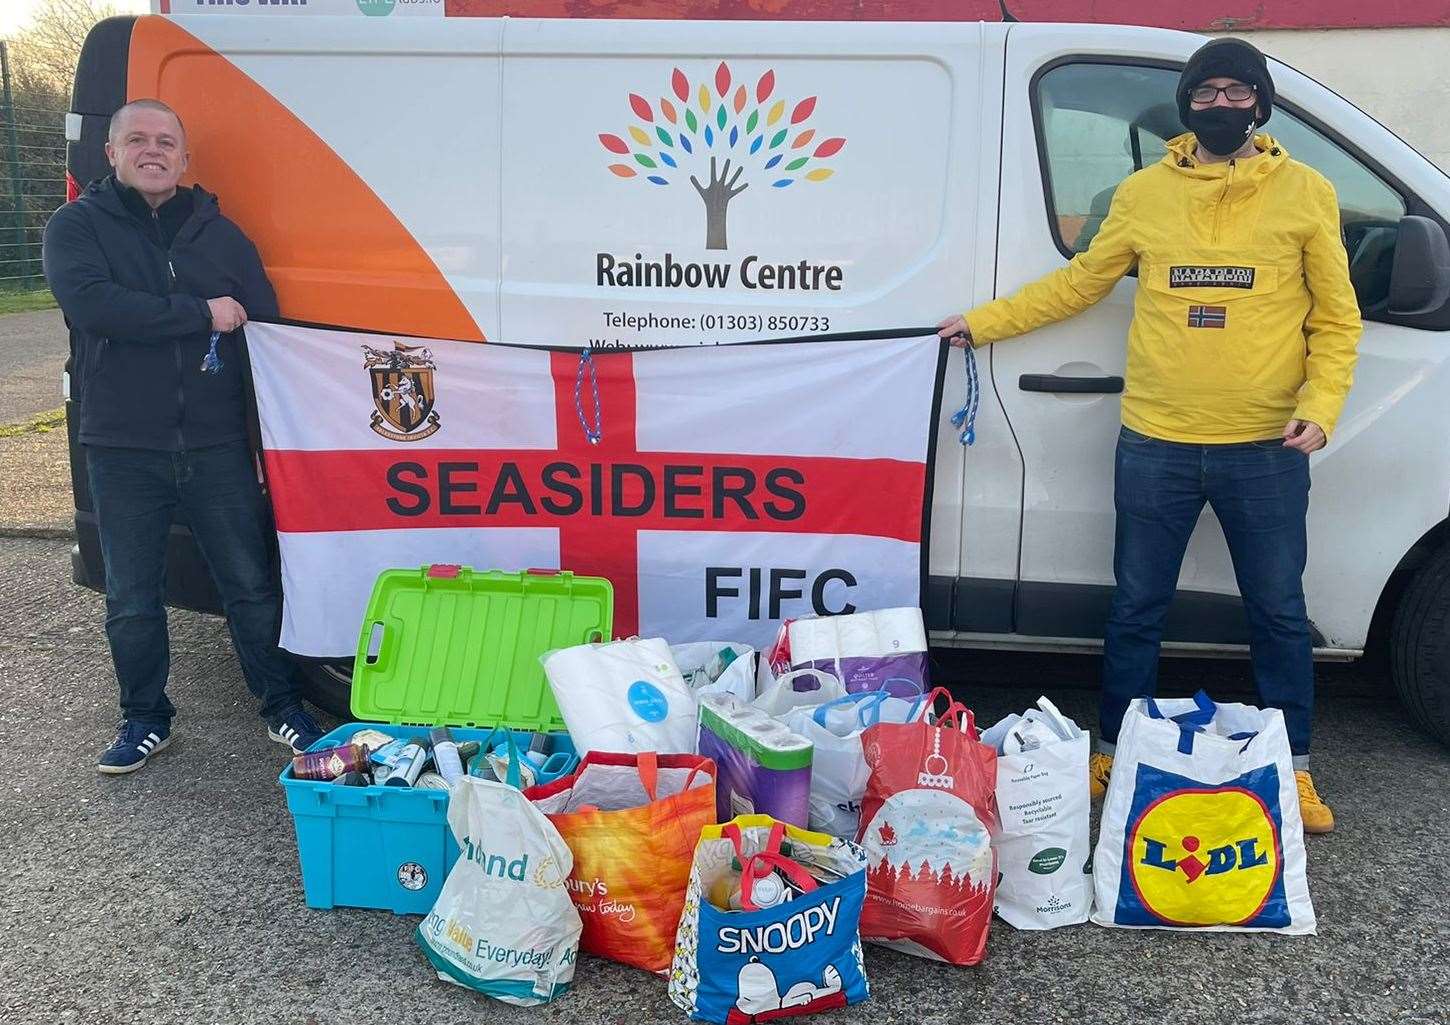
[42,175,278,451]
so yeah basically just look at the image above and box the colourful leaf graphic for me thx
[733,85,747,114]
[609,164,636,177]
[772,179,794,188]
[699,84,712,112]
[756,69,775,103]
[791,129,816,149]
[681,134,694,153]
[790,96,816,124]
[630,94,654,122]
[704,125,714,146]
[660,152,678,167]
[769,129,788,148]
[672,68,689,102]
[656,126,675,147]
[729,126,738,147]
[648,175,669,185]
[764,154,783,169]
[805,168,834,182]
[746,109,759,134]
[715,62,731,96]
[685,109,699,133]
[661,98,678,124]
[766,100,785,126]
[629,125,651,147]
[716,106,727,130]
[634,153,657,168]
[786,156,809,171]
[599,133,629,154]
[814,137,846,158]
[750,135,763,154]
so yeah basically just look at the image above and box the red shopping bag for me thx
[855,687,999,965]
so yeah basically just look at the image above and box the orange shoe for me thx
[1089,752,1113,800]
[1295,770,1335,834]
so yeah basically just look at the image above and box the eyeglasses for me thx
[1190,84,1257,104]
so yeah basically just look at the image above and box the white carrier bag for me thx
[1091,691,1315,934]
[979,697,1092,930]
[416,774,583,1005]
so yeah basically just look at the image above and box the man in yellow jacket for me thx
[938,38,1360,833]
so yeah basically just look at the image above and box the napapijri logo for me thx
[1169,265,1256,289]
[362,341,441,442]
[597,63,847,251]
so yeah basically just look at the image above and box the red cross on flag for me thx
[246,322,945,658]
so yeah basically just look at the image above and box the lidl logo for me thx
[598,63,846,250]
[1114,765,1290,929]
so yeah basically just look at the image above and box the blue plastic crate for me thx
[279,722,574,915]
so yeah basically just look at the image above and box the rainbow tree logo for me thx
[598,62,847,251]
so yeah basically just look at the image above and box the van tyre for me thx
[1390,543,1450,746]
[295,659,354,721]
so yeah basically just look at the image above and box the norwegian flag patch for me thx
[1187,305,1227,329]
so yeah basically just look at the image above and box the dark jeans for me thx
[1100,426,1313,765]
[86,441,301,727]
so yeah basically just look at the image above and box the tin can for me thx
[292,743,371,781]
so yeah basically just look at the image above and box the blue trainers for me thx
[268,706,324,754]
[98,720,172,775]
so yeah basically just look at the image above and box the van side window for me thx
[1267,109,1407,309]
[1034,62,1409,310]
[1034,63,1180,255]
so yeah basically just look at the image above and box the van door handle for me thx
[1019,373,1124,394]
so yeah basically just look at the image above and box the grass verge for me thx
[0,289,58,315]
[0,408,66,438]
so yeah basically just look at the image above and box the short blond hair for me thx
[108,99,185,143]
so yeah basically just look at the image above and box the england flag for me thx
[246,322,945,657]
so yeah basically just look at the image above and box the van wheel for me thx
[296,659,354,721]
[1390,543,1450,746]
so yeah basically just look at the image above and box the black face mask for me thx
[1186,105,1258,157]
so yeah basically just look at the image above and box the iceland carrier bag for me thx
[1091,691,1315,934]
[416,760,583,1005]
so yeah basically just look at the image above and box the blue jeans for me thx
[1100,427,1313,765]
[85,441,301,727]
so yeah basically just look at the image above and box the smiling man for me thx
[43,98,323,774]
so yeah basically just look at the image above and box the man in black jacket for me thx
[43,99,323,773]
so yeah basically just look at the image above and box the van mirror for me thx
[1387,215,1450,316]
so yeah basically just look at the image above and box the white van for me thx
[64,14,1450,742]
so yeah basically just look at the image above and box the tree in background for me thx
[2,0,118,291]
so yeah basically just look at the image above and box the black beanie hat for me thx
[1177,38,1275,127]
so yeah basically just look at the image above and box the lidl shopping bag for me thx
[416,774,583,1005]
[669,816,870,1024]
[784,691,927,840]
[980,697,1092,930]
[1092,692,1315,934]
[856,688,999,964]
[542,637,698,756]
[526,751,717,974]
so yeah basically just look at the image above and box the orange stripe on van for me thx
[128,16,484,341]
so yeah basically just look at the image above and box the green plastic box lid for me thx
[351,565,613,731]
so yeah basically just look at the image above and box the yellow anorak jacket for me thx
[966,133,1362,442]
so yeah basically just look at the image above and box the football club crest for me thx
[362,342,441,442]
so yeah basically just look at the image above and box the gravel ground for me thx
[0,308,67,424]
[4,536,1448,1025]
